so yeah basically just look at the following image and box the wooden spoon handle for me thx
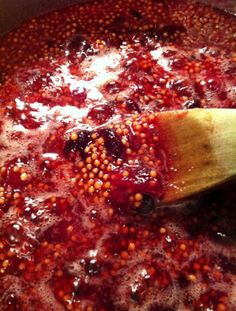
[160,109,236,203]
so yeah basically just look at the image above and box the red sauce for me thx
[0,0,235,310]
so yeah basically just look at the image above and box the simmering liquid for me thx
[0,0,235,310]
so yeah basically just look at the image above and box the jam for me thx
[0,0,235,310]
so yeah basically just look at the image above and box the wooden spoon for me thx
[158,108,236,203]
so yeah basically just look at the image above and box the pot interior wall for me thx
[0,0,86,34]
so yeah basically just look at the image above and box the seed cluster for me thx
[65,113,161,209]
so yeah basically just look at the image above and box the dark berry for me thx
[101,129,124,159]
[75,130,92,156]
[64,139,77,155]
[64,130,92,159]
[178,273,189,288]
[84,259,100,276]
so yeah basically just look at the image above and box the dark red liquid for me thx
[0,0,235,310]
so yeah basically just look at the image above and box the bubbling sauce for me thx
[0,0,236,310]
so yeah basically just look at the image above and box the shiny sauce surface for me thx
[0,0,235,310]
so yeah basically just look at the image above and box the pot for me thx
[0,1,235,310]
